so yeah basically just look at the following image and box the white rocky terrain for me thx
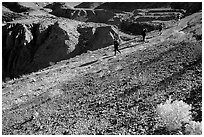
[1,2,202,135]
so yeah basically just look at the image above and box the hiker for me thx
[177,13,180,21]
[113,38,121,56]
[177,13,182,21]
[141,28,147,41]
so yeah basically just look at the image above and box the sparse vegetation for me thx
[156,97,202,134]
[156,98,192,131]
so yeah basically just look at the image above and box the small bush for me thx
[156,97,202,135]
[156,97,192,131]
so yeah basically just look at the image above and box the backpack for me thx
[142,29,147,35]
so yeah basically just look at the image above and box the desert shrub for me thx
[156,97,202,135]
[156,97,192,131]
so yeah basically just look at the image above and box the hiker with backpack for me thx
[113,37,121,56]
[110,26,121,56]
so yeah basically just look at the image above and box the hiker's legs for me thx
[114,49,117,55]
[114,48,121,55]
[143,35,145,41]
[117,49,121,54]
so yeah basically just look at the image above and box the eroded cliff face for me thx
[2,20,119,80]
[3,23,41,79]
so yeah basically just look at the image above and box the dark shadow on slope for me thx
[102,55,114,60]
[120,42,141,50]
[184,86,202,122]
[2,2,32,13]
[152,127,170,135]
[79,60,98,67]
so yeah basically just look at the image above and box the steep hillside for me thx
[2,12,202,135]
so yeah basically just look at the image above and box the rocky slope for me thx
[2,10,202,135]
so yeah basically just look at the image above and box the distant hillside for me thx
[65,2,81,8]
[95,2,171,11]
[44,2,74,10]
[2,5,26,22]
[95,2,202,14]
[74,2,103,9]
[2,2,33,13]
[170,2,202,15]
[2,2,81,13]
